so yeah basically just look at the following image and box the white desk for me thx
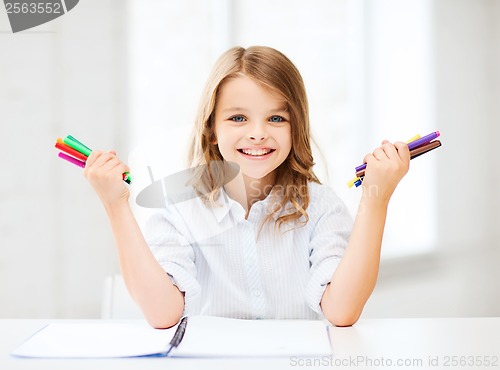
[1,318,499,370]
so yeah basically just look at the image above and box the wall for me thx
[0,0,126,318]
[492,0,500,242]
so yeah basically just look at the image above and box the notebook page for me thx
[173,316,332,357]
[11,321,175,358]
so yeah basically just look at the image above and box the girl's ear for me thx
[208,114,217,144]
[211,135,218,145]
[210,130,218,145]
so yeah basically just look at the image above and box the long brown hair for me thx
[188,46,320,230]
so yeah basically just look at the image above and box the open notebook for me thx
[11,316,332,358]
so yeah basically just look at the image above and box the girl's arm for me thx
[84,150,184,328]
[320,141,410,327]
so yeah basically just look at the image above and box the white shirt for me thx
[145,182,352,320]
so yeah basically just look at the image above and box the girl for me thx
[84,46,410,328]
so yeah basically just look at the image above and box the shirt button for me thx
[253,290,262,297]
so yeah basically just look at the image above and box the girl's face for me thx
[213,75,292,182]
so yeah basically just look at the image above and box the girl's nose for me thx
[247,122,267,141]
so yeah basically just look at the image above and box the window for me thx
[359,0,436,258]
[127,0,437,259]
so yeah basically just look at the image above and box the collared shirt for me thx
[145,181,352,320]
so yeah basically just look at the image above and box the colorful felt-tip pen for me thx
[58,152,86,168]
[354,133,431,172]
[56,135,133,184]
[354,140,442,179]
[55,139,88,162]
[407,131,440,150]
[349,133,425,187]
[62,136,92,157]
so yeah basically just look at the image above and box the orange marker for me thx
[55,138,88,162]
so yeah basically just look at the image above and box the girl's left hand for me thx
[361,140,410,203]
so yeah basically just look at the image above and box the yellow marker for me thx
[347,177,360,188]
[406,134,421,144]
[347,134,421,188]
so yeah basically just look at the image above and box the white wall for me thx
[492,0,500,242]
[0,0,125,318]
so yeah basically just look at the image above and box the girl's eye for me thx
[230,115,246,123]
[269,115,285,123]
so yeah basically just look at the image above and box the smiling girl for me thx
[84,46,410,328]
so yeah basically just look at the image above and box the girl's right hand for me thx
[360,140,410,204]
[83,150,131,208]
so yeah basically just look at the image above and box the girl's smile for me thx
[237,147,276,159]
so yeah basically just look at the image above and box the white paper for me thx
[11,321,174,358]
[11,317,332,358]
[172,316,331,358]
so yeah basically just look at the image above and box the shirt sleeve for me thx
[306,185,353,315]
[143,206,201,316]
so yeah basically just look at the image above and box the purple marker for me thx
[407,131,440,150]
[354,131,441,172]
[58,152,86,168]
[355,163,367,172]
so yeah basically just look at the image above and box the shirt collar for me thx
[210,189,241,223]
[210,187,283,224]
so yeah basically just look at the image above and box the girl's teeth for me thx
[242,149,271,156]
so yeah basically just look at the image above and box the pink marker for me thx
[58,152,86,168]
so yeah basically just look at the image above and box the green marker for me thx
[63,135,92,157]
[67,135,92,153]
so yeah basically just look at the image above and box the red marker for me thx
[55,138,88,162]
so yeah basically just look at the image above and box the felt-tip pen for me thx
[55,135,133,184]
[165,317,188,356]
[354,131,440,172]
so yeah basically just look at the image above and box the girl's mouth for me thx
[237,148,276,158]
